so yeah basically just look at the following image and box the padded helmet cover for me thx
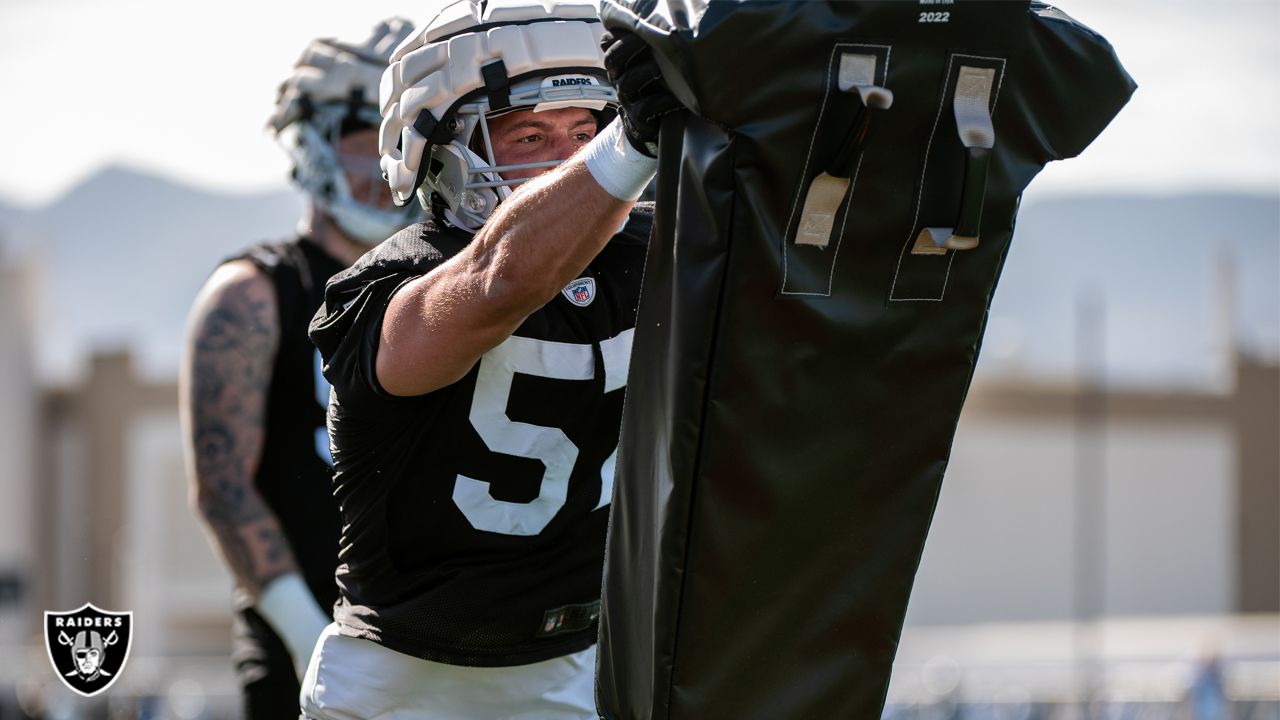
[270,19,424,244]
[378,0,616,229]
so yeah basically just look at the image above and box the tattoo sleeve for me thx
[181,262,298,599]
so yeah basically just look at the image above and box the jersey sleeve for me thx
[308,225,450,411]
[1026,3,1138,161]
[310,272,415,410]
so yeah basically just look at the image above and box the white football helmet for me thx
[379,0,618,231]
[270,18,427,244]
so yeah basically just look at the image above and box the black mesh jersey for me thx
[309,205,653,667]
[231,238,344,612]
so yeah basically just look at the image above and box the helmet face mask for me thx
[421,73,616,230]
[379,1,617,232]
[283,105,423,244]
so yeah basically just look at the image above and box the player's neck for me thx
[303,207,370,267]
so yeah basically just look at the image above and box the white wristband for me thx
[257,573,331,679]
[583,119,658,201]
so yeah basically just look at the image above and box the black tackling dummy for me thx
[595,2,1136,718]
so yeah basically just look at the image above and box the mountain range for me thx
[0,166,1275,388]
[0,168,305,382]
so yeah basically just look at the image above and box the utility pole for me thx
[1074,287,1107,719]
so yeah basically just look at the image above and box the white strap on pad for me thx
[796,52,891,249]
[912,65,996,255]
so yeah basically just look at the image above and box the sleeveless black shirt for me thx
[232,237,345,610]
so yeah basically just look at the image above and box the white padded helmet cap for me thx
[270,18,428,245]
[270,18,416,134]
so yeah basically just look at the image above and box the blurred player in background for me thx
[179,18,420,718]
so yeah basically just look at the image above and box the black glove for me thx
[601,28,681,157]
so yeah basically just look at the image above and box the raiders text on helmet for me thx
[379,0,617,231]
[270,18,426,244]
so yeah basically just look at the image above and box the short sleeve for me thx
[310,271,418,410]
[1026,3,1138,161]
[308,223,458,411]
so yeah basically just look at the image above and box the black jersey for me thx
[309,206,652,667]
[232,238,344,610]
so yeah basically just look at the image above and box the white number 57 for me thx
[453,331,632,536]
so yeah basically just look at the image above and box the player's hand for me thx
[601,28,681,157]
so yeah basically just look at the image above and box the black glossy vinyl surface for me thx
[597,3,1135,718]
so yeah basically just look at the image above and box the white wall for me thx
[1102,421,1235,615]
[124,410,233,658]
[905,413,1236,626]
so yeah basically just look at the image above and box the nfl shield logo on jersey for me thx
[561,277,596,307]
[44,603,133,697]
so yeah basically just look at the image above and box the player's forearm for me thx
[447,126,654,347]
[195,478,328,677]
[469,161,632,316]
[181,261,295,598]
[376,121,655,396]
[193,483,300,598]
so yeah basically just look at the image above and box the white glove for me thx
[257,573,332,680]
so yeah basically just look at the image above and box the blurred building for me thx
[893,352,1280,713]
[0,260,38,650]
[909,351,1279,625]
[0,255,1275,716]
[36,351,231,656]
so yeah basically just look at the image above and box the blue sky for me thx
[0,0,1277,206]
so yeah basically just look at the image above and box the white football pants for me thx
[300,623,598,720]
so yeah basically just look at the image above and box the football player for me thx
[301,1,677,717]
[180,19,420,719]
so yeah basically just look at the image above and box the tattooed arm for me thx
[180,260,296,599]
[181,260,331,677]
